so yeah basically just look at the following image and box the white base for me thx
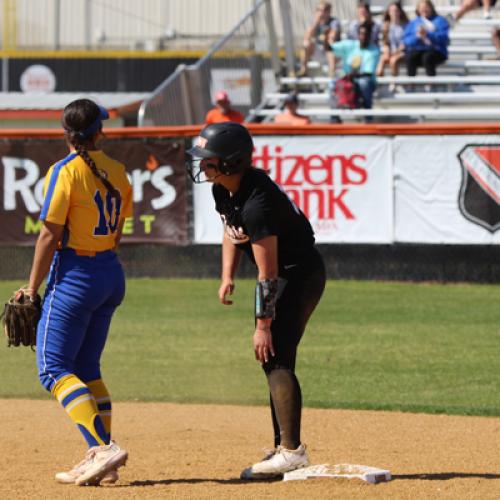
[283,463,391,484]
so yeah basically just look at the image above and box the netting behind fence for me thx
[139,0,278,126]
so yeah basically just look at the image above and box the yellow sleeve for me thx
[40,164,71,224]
[121,182,133,219]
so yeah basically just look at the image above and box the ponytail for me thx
[74,144,121,205]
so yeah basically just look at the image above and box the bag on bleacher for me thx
[332,75,363,109]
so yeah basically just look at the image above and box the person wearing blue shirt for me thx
[332,22,380,110]
[402,0,450,76]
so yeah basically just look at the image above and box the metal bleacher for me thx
[251,1,500,123]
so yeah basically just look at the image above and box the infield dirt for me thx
[1,400,499,499]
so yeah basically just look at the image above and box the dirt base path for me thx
[1,400,500,499]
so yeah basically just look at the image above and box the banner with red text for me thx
[193,136,393,243]
[0,138,187,245]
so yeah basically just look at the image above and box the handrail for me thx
[280,75,500,85]
[138,0,269,127]
[250,108,500,118]
[266,92,500,102]
[193,0,266,69]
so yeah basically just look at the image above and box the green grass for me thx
[1,279,499,416]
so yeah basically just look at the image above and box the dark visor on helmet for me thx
[186,145,218,159]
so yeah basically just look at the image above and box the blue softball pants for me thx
[36,248,125,392]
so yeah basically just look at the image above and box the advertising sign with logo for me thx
[394,135,500,244]
[193,136,393,243]
[0,138,187,245]
[20,65,57,93]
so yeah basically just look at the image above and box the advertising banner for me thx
[193,135,393,244]
[394,135,500,244]
[0,138,187,245]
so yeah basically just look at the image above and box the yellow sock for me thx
[87,379,112,440]
[52,374,109,447]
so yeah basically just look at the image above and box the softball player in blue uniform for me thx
[23,99,132,486]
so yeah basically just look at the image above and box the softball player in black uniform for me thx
[187,122,326,479]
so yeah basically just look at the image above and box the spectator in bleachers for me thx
[347,1,381,46]
[205,90,244,125]
[298,1,342,77]
[449,0,496,24]
[402,0,450,77]
[274,93,311,125]
[376,1,409,82]
[332,21,380,113]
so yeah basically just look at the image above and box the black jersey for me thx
[212,168,315,270]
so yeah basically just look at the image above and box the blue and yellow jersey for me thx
[40,150,133,252]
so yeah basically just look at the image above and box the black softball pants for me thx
[261,247,326,450]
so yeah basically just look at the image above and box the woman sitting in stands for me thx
[402,0,450,77]
[376,1,409,81]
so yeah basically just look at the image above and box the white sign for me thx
[210,68,276,106]
[394,135,500,244]
[20,64,56,93]
[193,136,393,244]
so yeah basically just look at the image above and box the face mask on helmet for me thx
[186,157,221,184]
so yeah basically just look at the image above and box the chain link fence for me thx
[3,243,500,282]
[138,0,279,126]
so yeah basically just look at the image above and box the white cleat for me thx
[240,443,309,479]
[56,466,118,485]
[56,446,122,485]
[75,442,128,486]
[55,447,97,484]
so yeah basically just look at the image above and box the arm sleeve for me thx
[121,182,133,219]
[332,39,350,58]
[402,20,419,48]
[40,166,71,224]
[364,47,380,74]
[205,110,214,125]
[427,17,450,46]
[329,18,341,38]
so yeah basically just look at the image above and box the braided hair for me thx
[62,99,121,204]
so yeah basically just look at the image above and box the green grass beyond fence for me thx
[0,279,499,416]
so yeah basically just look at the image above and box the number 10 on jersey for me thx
[93,190,121,235]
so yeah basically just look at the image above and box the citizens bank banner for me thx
[394,135,500,244]
[193,136,393,244]
[0,138,187,245]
